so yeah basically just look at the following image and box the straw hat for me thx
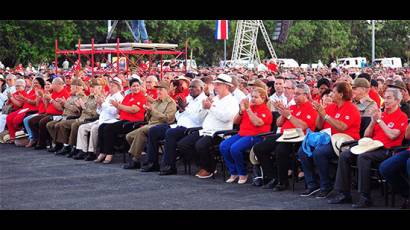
[277,128,305,143]
[350,138,384,155]
[331,133,354,156]
[249,148,259,165]
[212,74,233,87]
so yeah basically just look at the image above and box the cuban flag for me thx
[215,20,229,40]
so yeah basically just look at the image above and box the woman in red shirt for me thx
[94,78,147,164]
[219,87,272,184]
[6,77,45,141]
[297,82,361,198]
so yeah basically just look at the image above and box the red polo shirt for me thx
[281,101,318,133]
[119,91,147,122]
[46,88,70,115]
[10,91,26,110]
[22,89,37,111]
[323,101,361,140]
[171,89,190,102]
[373,108,408,148]
[64,85,71,95]
[239,103,272,136]
[146,88,158,99]
[369,88,381,108]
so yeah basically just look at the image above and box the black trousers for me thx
[253,133,300,184]
[98,120,136,155]
[335,148,389,197]
[177,131,222,173]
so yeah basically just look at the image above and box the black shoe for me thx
[73,151,87,160]
[48,144,63,153]
[352,196,373,208]
[67,149,78,158]
[123,159,141,169]
[55,146,72,156]
[401,199,409,209]
[141,162,159,172]
[300,187,320,197]
[84,153,97,161]
[315,189,332,199]
[252,177,264,187]
[34,145,47,150]
[262,179,278,189]
[273,183,289,192]
[159,166,177,176]
[328,192,352,204]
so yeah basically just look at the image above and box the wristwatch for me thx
[286,114,292,120]
[376,119,382,124]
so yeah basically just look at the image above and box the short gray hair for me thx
[190,78,205,89]
[285,79,297,89]
[15,79,26,87]
[385,88,403,101]
[296,83,311,95]
[52,77,64,85]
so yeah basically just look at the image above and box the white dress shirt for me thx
[232,88,247,105]
[200,93,239,136]
[97,91,124,124]
[0,85,16,109]
[175,92,208,128]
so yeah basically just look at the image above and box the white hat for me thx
[175,75,190,83]
[212,74,233,87]
[0,74,4,80]
[14,130,28,139]
[331,133,354,156]
[110,77,122,87]
[350,138,384,155]
[249,148,259,165]
[277,128,305,143]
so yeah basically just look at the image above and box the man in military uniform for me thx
[46,78,85,153]
[124,80,177,171]
[352,78,378,117]
[55,79,102,157]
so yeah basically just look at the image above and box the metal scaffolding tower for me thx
[231,20,277,67]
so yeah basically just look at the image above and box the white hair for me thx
[385,88,403,101]
[15,79,26,87]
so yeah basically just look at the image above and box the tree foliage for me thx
[0,20,409,67]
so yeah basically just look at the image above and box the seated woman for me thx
[6,77,44,142]
[219,87,272,184]
[0,79,27,141]
[24,79,51,148]
[329,88,408,208]
[297,82,361,198]
[252,84,318,190]
[94,78,146,164]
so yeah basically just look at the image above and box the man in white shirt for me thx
[177,74,239,179]
[133,79,208,174]
[283,79,296,108]
[269,76,286,110]
[74,77,124,158]
[230,76,247,105]
[0,74,17,110]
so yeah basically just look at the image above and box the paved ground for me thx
[0,144,403,210]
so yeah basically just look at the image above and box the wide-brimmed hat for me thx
[331,133,354,156]
[387,80,407,91]
[110,77,122,87]
[212,74,233,87]
[14,130,28,139]
[277,128,305,143]
[154,80,170,90]
[350,137,384,155]
[175,75,190,84]
[249,148,259,165]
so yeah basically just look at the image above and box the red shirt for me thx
[46,88,70,115]
[369,88,381,108]
[267,63,278,73]
[22,89,37,111]
[64,85,71,95]
[323,101,361,140]
[281,101,318,134]
[373,108,408,148]
[239,103,272,136]
[171,89,189,102]
[146,88,158,100]
[104,85,110,94]
[119,91,147,122]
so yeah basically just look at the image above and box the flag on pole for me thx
[215,20,229,40]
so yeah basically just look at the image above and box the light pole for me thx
[108,20,112,64]
[371,20,375,63]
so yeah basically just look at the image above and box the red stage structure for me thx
[55,38,188,78]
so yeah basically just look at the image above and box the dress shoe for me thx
[252,177,264,187]
[238,175,248,184]
[73,151,88,160]
[273,183,289,192]
[352,196,373,208]
[84,153,97,161]
[34,145,47,150]
[225,175,239,183]
[102,155,113,164]
[196,169,213,179]
[123,159,141,169]
[67,149,78,158]
[48,144,63,153]
[263,179,278,189]
[159,166,177,176]
[141,162,159,172]
[25,139,37,148]
[328,192,352,204]
[55,146,72,156]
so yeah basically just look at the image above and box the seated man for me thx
[177,74,239,179]
[134,79,208,174]
[125,80,177,171]
[329,88,408,208]
[351,78,377,117]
